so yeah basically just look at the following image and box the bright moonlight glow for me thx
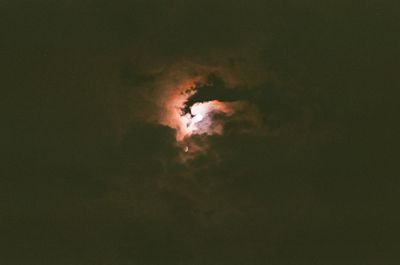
[192,113,204,123]
[181,100,235,137]
[158,77,241,144]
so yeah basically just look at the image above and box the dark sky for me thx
[1,1,400,264]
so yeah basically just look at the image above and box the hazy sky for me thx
[1,1,399,264]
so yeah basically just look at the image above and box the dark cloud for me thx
[183,74,249,111]
[1,0,399,264]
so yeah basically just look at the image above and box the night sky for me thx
[1,1,399,264]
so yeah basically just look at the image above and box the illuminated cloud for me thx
[151,65,263,157]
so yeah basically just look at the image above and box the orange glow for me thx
[159,78,238,142]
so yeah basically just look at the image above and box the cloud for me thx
[122,59,268,160]
[2,0,398,264]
